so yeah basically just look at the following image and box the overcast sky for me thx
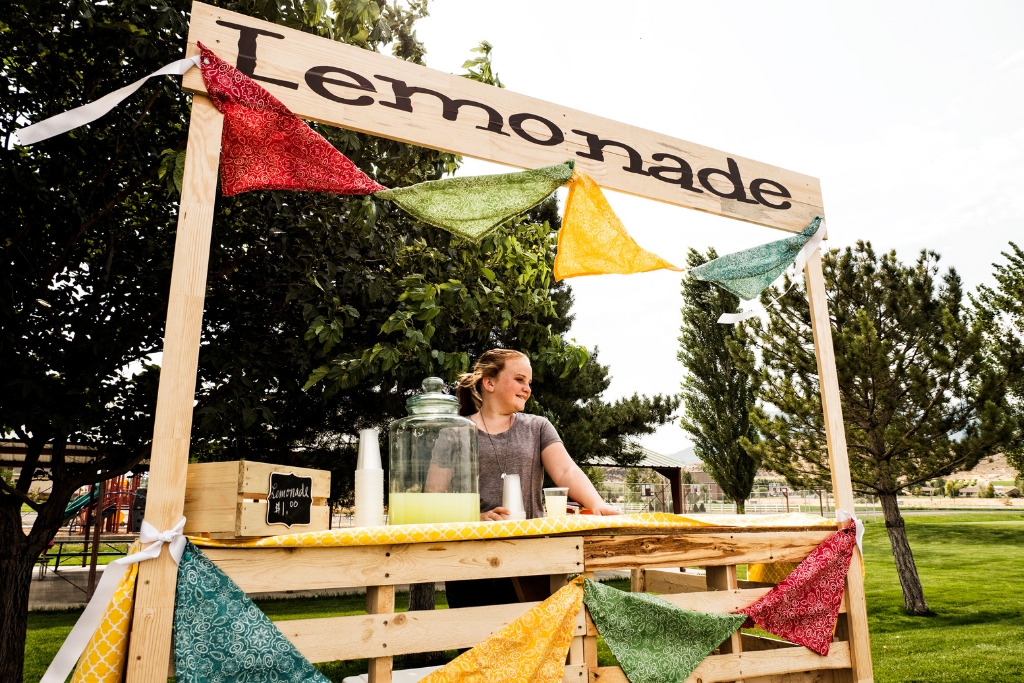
[414,1,1024,455]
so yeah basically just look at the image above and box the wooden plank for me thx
[366,586,394,683]
[583,531,832,571]
[203,536,583,591]
[125,94,223,683]
[645,569,706,594]
[277,600,587,662]
[741,634,799,652]
[589,643,851,683]
[565,665,589,683]
[747,672,841,683]
[239,460,331,497]
[659,588,847,616]
[706,566,743,662]
[182,2,823,234]
[235,499,330,537]
[630,568,645,593]
[804,252,873,683]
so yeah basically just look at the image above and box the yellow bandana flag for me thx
[554,170,682,280]
[420,576,584,683]
[70,542,140,683]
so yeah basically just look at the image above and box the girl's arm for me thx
[541,443,621,515]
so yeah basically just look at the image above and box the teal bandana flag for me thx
[690,217,824,301]
[583,578,746,683]
[375,160,575,242]
[173,540,331,683]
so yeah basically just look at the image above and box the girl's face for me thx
[482,356,532,413]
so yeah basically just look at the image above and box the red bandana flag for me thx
[197,43,386,197]
[738,527,857,655]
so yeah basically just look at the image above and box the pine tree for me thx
[678,248,760,513]
[736,243,1018,615]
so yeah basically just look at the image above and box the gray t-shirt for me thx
[476,413,562,519]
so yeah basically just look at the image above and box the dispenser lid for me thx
[406,377,459,414]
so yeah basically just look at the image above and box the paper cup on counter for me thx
[501,473,525,513]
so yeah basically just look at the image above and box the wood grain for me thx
[659,588,846,616]
[182,2,822,234]
[583,531,832,570]
[644,569,707,593]
[125,94,223,683]
[804,252,873,683]
[589,643,851,683]
[706,566,743,665]
[203,536,583,591]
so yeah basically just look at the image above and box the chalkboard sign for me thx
[266,472,313,527]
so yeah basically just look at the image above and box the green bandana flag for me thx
[375,160,575,242]
[173,541,331,683]
[689,216,823,300]
[583,578,746,683]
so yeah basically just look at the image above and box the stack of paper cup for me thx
[501,473,527,520]
[354,428,384,527]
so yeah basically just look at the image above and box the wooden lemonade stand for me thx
[122,4,874,682]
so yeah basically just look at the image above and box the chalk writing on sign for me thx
[266,472,313,527]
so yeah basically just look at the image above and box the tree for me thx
[737,243,1018,615]
[973,242,1024,479]
[678,248,760,513]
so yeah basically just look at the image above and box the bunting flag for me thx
[583,578,746,683]
[69,543,141,683]
[375,160,575,243]
[197,43,385,197]
[173,540,331,683]
[419,576,584,683]
[689,216,824,301]
[554,171,682,280]
[738,527,856,656]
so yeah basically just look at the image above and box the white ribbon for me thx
[40,518,187,683]
[13,56,201,146]
[836,509,865,555]
[717,218,828,324]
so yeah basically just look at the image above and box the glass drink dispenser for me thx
[388,377,479,524]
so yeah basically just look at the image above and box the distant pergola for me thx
[587,447,696,515]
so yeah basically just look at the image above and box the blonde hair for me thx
[456,349,529,416]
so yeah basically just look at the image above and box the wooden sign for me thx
[266,471,314,527]
[182,2,823,233]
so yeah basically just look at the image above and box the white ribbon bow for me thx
[40,517,188,683]
[717,218,828,324]
[836,509,865,554]
[14,56,201,146]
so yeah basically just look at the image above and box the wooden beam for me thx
[181,2,823,234]
[644,569,707,594]
[125,94,223,683]
[706,566,744,666]
[202,536,582,592]
[804,251,874,683]
[589,643,851,683]
[366,586,395,683]
[583,530,832,570]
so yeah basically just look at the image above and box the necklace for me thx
[480,412,514,477]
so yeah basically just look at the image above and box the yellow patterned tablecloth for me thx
[189,512,835,549]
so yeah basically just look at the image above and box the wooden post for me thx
[804,250,874,683]
[87,479,105,599]
[366,586,395,683]
[125,94,223,683]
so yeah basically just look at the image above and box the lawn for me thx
[23,512,1024,682]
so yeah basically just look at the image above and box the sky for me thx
[413,1,1024,455]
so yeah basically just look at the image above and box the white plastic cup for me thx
[501,473,525,513]
[356,428,382,470]
[353,469,385,527]
[544,487,569,518]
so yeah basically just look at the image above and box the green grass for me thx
[23,513,1024,682]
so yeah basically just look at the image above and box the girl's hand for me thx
[481,507,511,521]
[591,503,622,516]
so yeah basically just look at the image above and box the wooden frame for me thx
[124,3,873,682]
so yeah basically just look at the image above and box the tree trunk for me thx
[404,583,444,666]
[0,506,34,683]
[736,499,746,514]
[878,492,930,615]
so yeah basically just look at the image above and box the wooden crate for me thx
[183,461,330,538]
